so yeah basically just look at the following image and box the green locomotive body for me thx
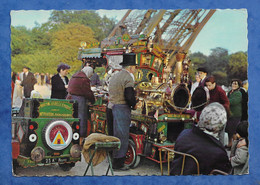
[12,99,81,171]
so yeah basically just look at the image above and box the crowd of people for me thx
[11,59,248,175]
[171,67,249,175]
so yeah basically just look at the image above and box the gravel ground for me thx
[14,154,168,176]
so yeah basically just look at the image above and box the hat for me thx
[197,67,208,74]
[191,86,209,111]
[57,63,70,72]
[119,53,136,66]
[198,102,227,134]
[236,121,248,138]
[23,66,31,70]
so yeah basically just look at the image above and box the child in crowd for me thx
[230,121,249,175]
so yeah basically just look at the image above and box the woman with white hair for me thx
[67,66,95,146]
[170,102,231,175]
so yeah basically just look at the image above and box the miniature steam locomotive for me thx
[78,34,194,168]
[12,99,81,171]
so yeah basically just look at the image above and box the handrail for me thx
[210,169,229,175]
[159,147,200,175]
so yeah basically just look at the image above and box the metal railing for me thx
[159,147,200,175]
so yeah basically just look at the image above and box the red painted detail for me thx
[106,51,124,55]
[12,141,20,159]
[76,125,80,130]
[129,133,145,155]
[151,147,156,158]
[146,156,164,163]
[29,125,34,130]
[87,120,91,136]
[152,143,174,148]
[146,145,174,163]
[96,119,106,134]
[125,144,135,165]
[49,125,68,142]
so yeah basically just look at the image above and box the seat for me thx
[159,147,200,175]
[82,133,120,176]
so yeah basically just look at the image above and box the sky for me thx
[10,9,248,56]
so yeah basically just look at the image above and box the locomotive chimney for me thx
[175,52,186,84]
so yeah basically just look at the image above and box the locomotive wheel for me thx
[58,162,75,171]
[125,139,141,168]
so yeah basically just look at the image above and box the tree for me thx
[212,70,228,86]
[11,26,33,56]
[30,26,52,51]
[49,10,116,41]
[189,52,207,80]
[51,23,98,72]
[206,47,229,75]
[227,52,248,82]
[11,50,60,74]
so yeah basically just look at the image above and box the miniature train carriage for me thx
[78,35,194,168]
[12,98,81,171]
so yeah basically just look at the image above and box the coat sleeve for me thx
[83,79,95,104]
[230,146,248,167]
[124,87,136,109]
[219,87,230,112]
[31,74,37,85]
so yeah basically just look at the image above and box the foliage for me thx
[189,48,247,86]
[11,10,247,86]
[11,23,98,74]
[11,26,34,56]
[11,50,61,74]
[188,51,207,80]
[11,10,116,75]
[212,70,228,85]
[50,23,97,72]
[49,10,116,41]
[227,52,248,82]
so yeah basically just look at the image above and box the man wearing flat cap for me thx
[108,53,137,170]
[197,67,208,87]
[21,66,37,98]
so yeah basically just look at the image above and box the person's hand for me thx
[65,85,68,89]
[133,104,137,110]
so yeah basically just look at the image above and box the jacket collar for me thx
[192,126,226,151]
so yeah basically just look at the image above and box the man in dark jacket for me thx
[21,66,37,98]
[170,103,231,175]
[239,80,248,121]
[197,67,208,87]
[51,63,70,99]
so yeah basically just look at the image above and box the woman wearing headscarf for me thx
[225,79,242,148]
[67,66,95,146]
[170,102,231,175]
